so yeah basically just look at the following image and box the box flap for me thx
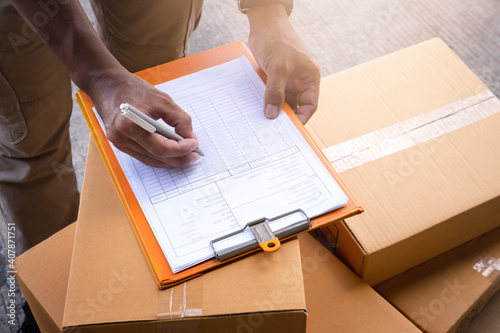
[63,140,306,327]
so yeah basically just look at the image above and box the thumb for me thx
[263,73,287,119]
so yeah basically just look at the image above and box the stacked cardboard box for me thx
[307,38,500,286]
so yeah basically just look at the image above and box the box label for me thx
[473,256,500,278]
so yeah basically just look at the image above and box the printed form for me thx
[95,57,348,272]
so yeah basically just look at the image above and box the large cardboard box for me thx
[15,223,420,333]
[307,38,500,285]
[375,227,500,333]
[61,141,307,332]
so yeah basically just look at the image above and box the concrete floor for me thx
[1,0,499,332]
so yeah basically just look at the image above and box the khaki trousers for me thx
[0,0,203,253]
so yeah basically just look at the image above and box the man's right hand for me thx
[88,68,200,168]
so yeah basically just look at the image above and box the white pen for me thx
[119,103,204,156]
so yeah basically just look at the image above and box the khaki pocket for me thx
[0,71,26,145]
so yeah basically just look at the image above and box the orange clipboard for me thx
[76,41,363,289]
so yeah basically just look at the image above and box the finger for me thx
[115,144,176,168]
[115,139,200,168]
[296,86,319,124]
[111,115,200,160]
[135,132,199,160]
[149,97,196,139]
[263,69,289,119]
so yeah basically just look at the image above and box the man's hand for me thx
[247,4,320,124]
[88,69,200,168]
[11,0,199,168]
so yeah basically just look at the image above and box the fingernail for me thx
[189,154,201,166]
[265,104,279,119]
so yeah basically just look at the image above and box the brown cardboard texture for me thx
[376,227,500,333]
[15,223,76,333]
[14,225,422,333]
[61,140,307,332]
[465,291,500,333]
[306,38,500,285]
[299,233,420,333]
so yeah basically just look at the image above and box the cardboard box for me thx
[306,38,500,285]
[299,233,420,333]
[15,223,76,333]
[375,227,500,333]
[15,223,421,333]
[61,140,307,332]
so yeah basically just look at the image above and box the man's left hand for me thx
[247,4,320,124]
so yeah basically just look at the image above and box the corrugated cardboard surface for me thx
[62,140,307,332]
[299,233,420,333]
[465,290,500,333]
[375,227,500,333]
[14,222,421,333]
[306,38,500,285]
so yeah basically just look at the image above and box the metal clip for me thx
[249,218,281,253]
[210,209,310,262]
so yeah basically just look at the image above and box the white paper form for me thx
[95,56,348,272]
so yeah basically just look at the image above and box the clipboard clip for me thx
[210,209,310,262]
[249,217,281,253]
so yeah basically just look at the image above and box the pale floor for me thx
[1,0,499,332]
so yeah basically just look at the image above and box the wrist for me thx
[77,66,135,122]
[239,0,293,16]
[75,64,126,96]
[247,3,289,28]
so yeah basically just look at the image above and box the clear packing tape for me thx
[156,279,204,331]
[157,279,203,319]
[323,90,500,172]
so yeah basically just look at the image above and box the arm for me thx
[10,0,200,168]
[245,4,320,124]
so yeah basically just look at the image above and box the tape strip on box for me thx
[156,278,203,321]
[323,90,500,172]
